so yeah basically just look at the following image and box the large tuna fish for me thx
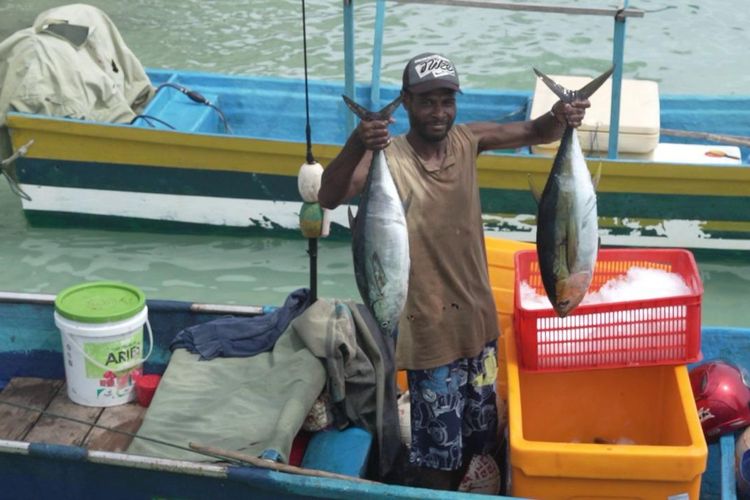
[531,67,613,317]
[342,95,409,338]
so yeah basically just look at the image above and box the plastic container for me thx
[505,330,708,499]
[513,248,703,372]
[54,281,153,407]
[529,74,660,155]
[486,237,535,399]
[135,374,161,407]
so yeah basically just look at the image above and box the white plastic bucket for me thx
[54,282,153,407]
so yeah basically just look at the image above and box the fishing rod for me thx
[300,0,318,303]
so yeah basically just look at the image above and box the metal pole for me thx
[343,0,356,134]
[392,0,643,18]
[370,0,386,109]
[608,1,629,159]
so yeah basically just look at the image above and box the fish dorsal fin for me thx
[533,66,615,103]
[591,162,603,191]
[527,174,543,205]
[342,94,402,121]
[347,206,356,229]
[402,190,414,215]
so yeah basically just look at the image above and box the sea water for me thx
[0,0,747,326]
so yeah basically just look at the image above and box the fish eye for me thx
[558,300,570,308]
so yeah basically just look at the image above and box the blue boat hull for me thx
[0,292,745,499]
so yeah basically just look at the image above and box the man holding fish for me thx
[319,53,591,491]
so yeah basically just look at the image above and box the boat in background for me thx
[6,66,750,251]
[2,2,750,251]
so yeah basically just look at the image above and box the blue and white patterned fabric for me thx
[406,340,499,471]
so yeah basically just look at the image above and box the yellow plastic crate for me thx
[486,237,534,399]
[505,330,707,499]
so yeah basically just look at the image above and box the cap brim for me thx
[407,79,462,94]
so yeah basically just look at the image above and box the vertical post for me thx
[370,0,386,109]
[607,0,629,159]
[308,238,318,302]
[343,0,356,134]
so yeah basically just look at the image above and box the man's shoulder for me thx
[449,123,479,150]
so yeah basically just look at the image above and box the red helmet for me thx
[689,360,750,441]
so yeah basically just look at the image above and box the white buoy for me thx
[297,161,330,237]
[297,161,323,202]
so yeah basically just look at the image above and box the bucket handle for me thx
[62,320,154,373]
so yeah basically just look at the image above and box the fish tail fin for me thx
[577,66,615,100]
[342,95,370,120]
[377,95,403,118]
[342,94,402,121]
[532,66,614,102]
[533,67,570,102]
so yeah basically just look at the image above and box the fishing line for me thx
[0,397,374,483]
[301,0,315,164]
[0,397,227,462]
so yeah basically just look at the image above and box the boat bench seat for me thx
[618,142,743,164]
[301,426,372,478]
[139,87,222,134]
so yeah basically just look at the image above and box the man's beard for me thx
[410,116,454,143]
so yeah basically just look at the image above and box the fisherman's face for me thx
[404,88,456,142]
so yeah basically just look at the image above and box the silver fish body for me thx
[533,67,613,317]
[344,95,409,337]
[536,126,599,317]
[351,148,410,337]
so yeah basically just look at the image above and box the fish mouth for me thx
[553,270,593,317]
[553,299,574,318]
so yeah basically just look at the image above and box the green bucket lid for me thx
[55,281,146,323]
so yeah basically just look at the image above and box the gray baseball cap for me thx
[402,53,461,94]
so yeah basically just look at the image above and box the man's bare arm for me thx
[469,100,589,153]
[318,117,392,209]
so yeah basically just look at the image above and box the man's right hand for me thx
[356,117,394,151]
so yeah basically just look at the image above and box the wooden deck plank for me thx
[0,377,63,441]
[25,383,104,446]
[84,402,147,452]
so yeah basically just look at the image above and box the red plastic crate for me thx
[513,248,703,372]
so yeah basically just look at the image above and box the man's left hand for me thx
[551,99,590,128]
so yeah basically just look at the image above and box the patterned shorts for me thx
[406,340,499,471]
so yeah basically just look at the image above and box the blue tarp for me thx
[170,288,312,360]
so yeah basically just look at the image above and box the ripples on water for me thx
[0,1,747,325]
[2,1,748,93]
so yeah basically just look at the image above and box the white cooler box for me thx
[529,74,660,155]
